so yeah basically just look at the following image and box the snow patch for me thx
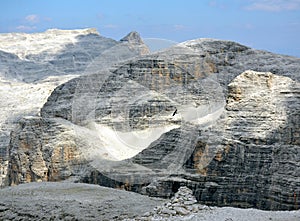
[92,123,180,160]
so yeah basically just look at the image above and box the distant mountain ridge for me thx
[0,28,149,82]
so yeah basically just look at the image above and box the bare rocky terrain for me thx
[0,182,165,220]
[0,29,299,220]
[0,182,299,220]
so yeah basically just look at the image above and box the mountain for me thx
[0,29,150,186]
[0,28,149,82]
[0,32,299,211]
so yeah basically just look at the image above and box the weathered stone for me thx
[192,204,200,212]
[174,206,190,215]
[172,203,182,207]
[120,31,145,45]
[184,200,196,205]
[0,75,75,187]
[142,212,151,217]
[165,202,172,208]
[161,208,173,215]
[198,205,210,210]
[139,70,299,210]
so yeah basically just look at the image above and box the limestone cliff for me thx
[7,117,86,185]
[3,37,300,210]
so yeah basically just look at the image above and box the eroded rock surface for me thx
[184,71,300,210]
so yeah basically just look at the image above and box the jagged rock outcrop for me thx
[120,31,144,44]
[3,37,300,210]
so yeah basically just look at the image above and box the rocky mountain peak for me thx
[179,38,250,54]
[120,31,144,44]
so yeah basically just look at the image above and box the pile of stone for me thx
[132,186,211,220]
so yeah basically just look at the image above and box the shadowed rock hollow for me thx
[1,32,299,211]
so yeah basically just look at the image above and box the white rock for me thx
[174,206,190,215]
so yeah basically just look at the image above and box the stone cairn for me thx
[130,186,211,220]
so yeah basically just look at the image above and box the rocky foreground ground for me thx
[0,182,299,221]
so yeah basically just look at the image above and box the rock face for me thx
[2,36,300,211]
[0,28,114,82]
[7,117,85,185]
[188,71,299,210]
[120,31,144,44]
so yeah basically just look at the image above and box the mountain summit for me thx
[120,31,144,44]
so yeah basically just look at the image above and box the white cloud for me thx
[16,14,52,32]
[245,0,300,11]
[103,24,118,29]
[209,0,218,7]
[44,17,52,22]
[208,0,227,9]
[25,14,39,23]
[16,25,37,31]
[173,24,186,31]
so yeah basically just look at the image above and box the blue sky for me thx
[0,0,300,57]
